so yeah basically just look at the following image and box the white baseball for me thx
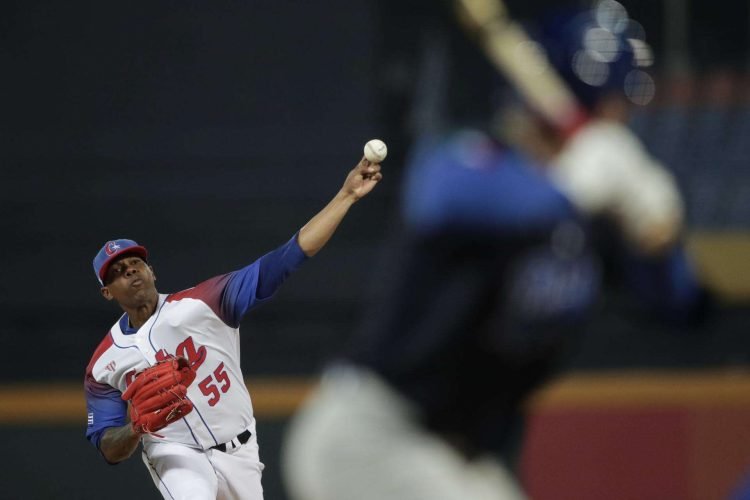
[364,139,388,163]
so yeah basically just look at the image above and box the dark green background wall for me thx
[3,1,750,499]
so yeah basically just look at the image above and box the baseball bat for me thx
[454,0,587,135]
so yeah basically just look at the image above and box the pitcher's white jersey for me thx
[85,234,307,452]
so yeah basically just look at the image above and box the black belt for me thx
[211,429,252,453]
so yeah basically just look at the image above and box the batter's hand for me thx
[341,158,383,201]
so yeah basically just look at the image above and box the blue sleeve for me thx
[730,470,750,500]
[84,375,127,452]
[256,232,308,299]
[403,131,576,233]
[623,244,705,321]
[219,233,308,326]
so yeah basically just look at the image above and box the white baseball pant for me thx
[141,431,264,500]
[282,365,526,500]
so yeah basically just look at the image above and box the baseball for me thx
[364,139,388,163]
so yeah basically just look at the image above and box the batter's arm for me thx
[298,158,382,257]
[99,424,141,464]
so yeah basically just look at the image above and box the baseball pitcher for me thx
[85,156,382,499]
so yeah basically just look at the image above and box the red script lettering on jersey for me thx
[175,337,207,371]
[152,336,207,372]
[124,336,208,390]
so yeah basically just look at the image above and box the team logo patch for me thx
[105,241,121,256]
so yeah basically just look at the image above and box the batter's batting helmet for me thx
[529,0,656,109]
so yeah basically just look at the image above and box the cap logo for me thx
[105,241,122,256]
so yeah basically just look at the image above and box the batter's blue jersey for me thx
[346,130,703,456]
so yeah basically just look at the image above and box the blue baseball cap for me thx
[93,239,148,285]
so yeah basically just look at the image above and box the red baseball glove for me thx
[121,356,197,435]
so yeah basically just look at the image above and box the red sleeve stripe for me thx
[85,331,114,377]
